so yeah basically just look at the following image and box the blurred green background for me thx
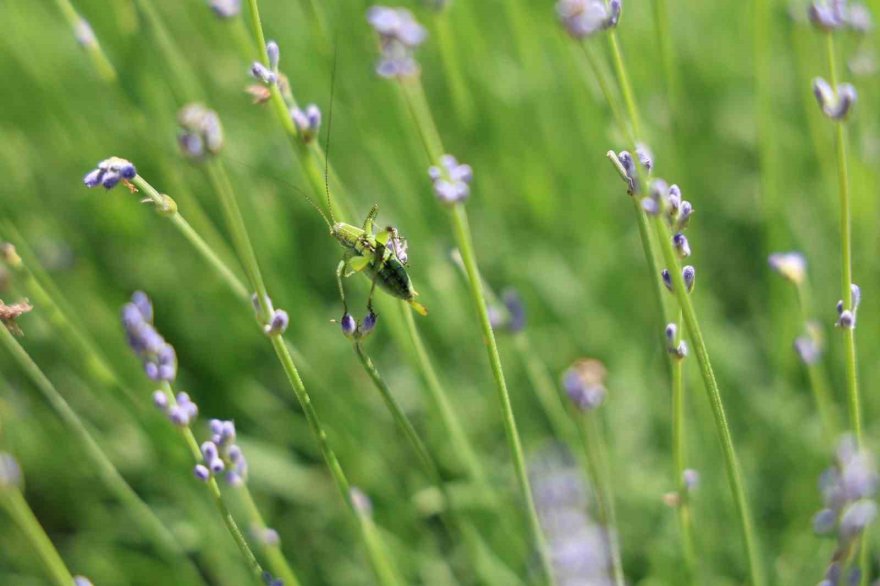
[0,0,878,584]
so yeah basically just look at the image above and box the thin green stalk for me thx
[158,383,265,583]
[651,0,679,113]
[397,74,556,586]
[0,489,75,586]
[794,283,839,441]
[653,216,765,586]
[238,488,301,586]
[133,0,202,102]
[607,31,644,142]
[579,43,632,146]
[0,325,204,584]
[670,313,697,582]
[575,413,625,586]
[201,159,400,585]
[353,341,440,484]
[824,33,861,443]
[52,0,117,83]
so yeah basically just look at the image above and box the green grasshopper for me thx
[308,196,428,319]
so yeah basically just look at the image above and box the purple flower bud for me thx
[250,62,276,85]
[367,6,426,79]
[361,312,378,335]
[209,0,241,18]
[210,419,224,436]
[809,1,846,30]
[794,336,822,365]
[264,309,289,336]
[73,577,94,586]
[266,41,280,71]
[194,464,210,481]
[209,458,226,473]
[840,500,877,539]
[226,471,244,487]
[201,441,218,462]
[673,233,691,258]
[152,390,168,410]
[84,157,136,190]
[83,168,103,187]
[665,323,677,342]
[428,155,473,204]
[562,359,608,411]
[131,291,153,322]
[341,313,356,337]
[661,269,673,292]
[291,104,322,142]
[682,265,696,293]
[227,444,243,463]
[677,201,694,230]
[813,77,857,120]
[682,468,700,491]
[101,171,121,189]
[813,507,837,534]
[557,0,621,38]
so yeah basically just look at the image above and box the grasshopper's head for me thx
[331,222,362,248]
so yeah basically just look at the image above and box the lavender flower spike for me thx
[562,358,608,411]
[121,291,178,383]
[291,104,322,142]
[367,6,427,78]
[83,157,137,190]
[178,104,224,159]
[428,154,473,204]
[250,62,277,85]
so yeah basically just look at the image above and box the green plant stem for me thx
[824,34,861,444]
[159,383,265,583]
[607,31,643,142]
[133,0,202,102]
[794,283,839,441]
[0,325,204,584]
[671,313,697,582]
[579,43,631,146]
[0,489,75,586]
[238,488,301,586]
[52,0,117,83]
[396,76,556,586]
[653,217,764,586]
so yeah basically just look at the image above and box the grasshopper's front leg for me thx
[362,204,380,235]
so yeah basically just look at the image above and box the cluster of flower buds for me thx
[367,6,427,78]
[340,311,378,340]
[768,251,807,285]
[178,104,224,159]
[661,266,696,294]
[813,436,878,585]
[557,0,622,39]
[562,358,608,411]
[209,0,241,19]
[261,571,283,586]
[808,0,872,32]
[0,452,21,490]
[153,390,199,427]
[251,294,289,336]
[250,41,280,85]
[291,104,321,143]
[428,154,473,204]
[641,179,693,230]
[194,419,249,486]
[664,323,688,359]
[121,291,177,382]
[663,468,700,507]
[83,157,137,190]
[813,77,857,121]
[836,283,861,329]
[488,289,527,333]
[795,321,825,365]
[0,298,32,335]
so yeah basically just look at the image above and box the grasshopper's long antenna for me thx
[323,28,340,224]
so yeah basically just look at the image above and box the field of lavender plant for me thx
[1,0,878,584]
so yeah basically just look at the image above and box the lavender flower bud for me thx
[840,500,877,539]
[673,233,691,258]
[201,441,218,462]
[74,19,96,48]
[73,577,94,586]
[768,252,807,285]
[264,309,289,336]
[83,157,136,190]
[813,77,857,120]
[250,62,277,85]
[194,464,210,481]
[367,6,427,79]
[341,313,356,337]
[361,312,378,336]
[152,390,168,410]
[661,269,673,292]
[254,526,280,546]
[847,4,873,32]
[615,150,639,194]
[291,104,321,142]
[665,323,677,342]
[168,405,191,427]
[682,265,696,293]
[562,359,608,411]
[556,0,622,39]
[794,335,822,365]
[266,41,280,71]
[209,0,241,18]
[209,458,226,473]
[813,507,837,534]
[836,286,860,328]
[0,453,21,489]
[676,201,694,231]
[682,468,700,491]
[809,1,846,29]
[429,155,473,204]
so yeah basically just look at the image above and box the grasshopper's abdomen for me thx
[365,253,415,301]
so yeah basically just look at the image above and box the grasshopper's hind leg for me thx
[335,258,350,313]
